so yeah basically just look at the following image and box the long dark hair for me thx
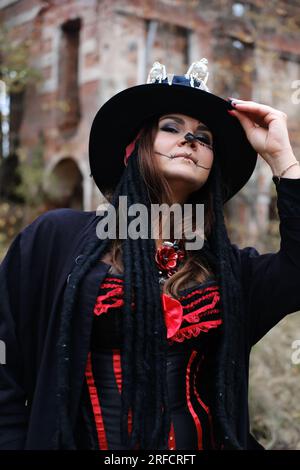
[54,116,245,450]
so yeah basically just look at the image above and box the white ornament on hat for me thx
[185,58,210,91]
[146,58,210,92]
[146,61,167,84]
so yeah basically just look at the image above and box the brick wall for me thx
[1,0,299,249]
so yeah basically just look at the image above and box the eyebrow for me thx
[159,115,211,133]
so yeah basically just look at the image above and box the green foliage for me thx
[0,24,42,93]
[14,137,45,207]
[0,200,23,260]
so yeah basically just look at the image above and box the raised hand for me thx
[228,99,299,177]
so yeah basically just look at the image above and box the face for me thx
[154,113,214,199]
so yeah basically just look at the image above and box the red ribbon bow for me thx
[161,293,183,339]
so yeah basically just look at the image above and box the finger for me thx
[232,109,268,128]
[228,97,276,112]
[229,100,285,123]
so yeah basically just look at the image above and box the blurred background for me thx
[0,0,300,449]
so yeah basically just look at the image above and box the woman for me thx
[0,59,300,450]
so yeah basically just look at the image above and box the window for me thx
[57,18,81,134]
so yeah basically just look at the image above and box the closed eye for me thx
[195,134,211,145]
[160,125,178,133]
[160,126,212,145]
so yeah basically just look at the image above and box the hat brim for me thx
[89,83,257,202]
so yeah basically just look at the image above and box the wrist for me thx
[270,151,297,175]
[272,159,300,182]
[277,163,300,179]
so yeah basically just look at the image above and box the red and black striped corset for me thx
[92,273,222,347]
[78,271,223,450]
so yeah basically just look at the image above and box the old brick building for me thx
[1,0,299,250]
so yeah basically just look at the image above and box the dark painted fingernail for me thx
[227,98,236,109]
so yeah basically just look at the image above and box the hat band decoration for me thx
[146,58,210,92]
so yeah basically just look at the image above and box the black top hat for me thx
[89,59,257,202]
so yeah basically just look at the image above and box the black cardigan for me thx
[0,176,300,449]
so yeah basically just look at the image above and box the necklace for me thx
[155,239,187,284]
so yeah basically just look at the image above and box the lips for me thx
[174,153,197,164]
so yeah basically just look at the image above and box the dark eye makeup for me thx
[159,124,212,145]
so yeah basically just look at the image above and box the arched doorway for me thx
[45,157,83,209]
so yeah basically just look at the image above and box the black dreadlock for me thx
[208,159,245,449]
[54,141,246,450]
[54,143,170,450]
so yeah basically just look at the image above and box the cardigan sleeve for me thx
[0,233,29,449]
[238,177,300,346]
[0,208,98,449]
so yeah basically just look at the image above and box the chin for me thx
[164,167,199,181]
[166,174,202,189]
